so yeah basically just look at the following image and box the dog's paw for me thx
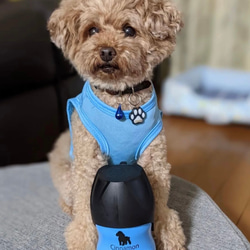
[129,107,146,124]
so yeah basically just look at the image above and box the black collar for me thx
[96,80,152,96]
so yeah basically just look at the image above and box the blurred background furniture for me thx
[162,66,250,125]
[0,0,84,166]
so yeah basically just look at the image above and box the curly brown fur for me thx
[48,0,185,249]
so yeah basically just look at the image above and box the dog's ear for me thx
[144,0,183,41]
[47,7,81,51]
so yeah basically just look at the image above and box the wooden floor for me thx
[163,115,250,242]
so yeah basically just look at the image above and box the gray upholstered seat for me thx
[0,162,249,250]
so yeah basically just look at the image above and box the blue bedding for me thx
[161,66,250,125]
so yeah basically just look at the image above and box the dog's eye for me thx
[89,27,99,36]
[123,26,136,37]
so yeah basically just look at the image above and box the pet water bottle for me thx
[90,162,156,250]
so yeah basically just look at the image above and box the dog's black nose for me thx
[100,47,116,62]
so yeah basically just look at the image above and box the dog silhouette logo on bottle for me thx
[91,162,156,250]
[116,231,131,246]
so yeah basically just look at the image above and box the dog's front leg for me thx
[65,111,107,250]
[138,129,186,250]
[65,167,99,250]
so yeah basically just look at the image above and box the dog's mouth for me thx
[98,63,119,74]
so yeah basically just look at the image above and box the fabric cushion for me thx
[0,162,249,249]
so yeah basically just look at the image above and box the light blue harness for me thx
[67,81,163,165]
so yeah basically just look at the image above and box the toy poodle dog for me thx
[48,0,185,249]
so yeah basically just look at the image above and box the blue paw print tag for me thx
[129,107,146,125]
